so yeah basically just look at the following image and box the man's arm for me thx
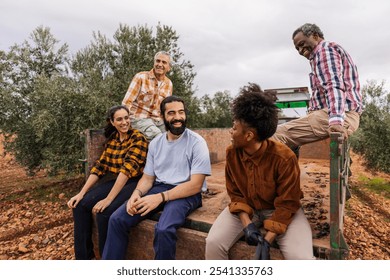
[166,174,205,200]
[315,43,346,126]
[122,73,142,108]
[127,173,156,215]
[131,174,205,217]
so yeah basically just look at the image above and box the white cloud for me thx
[1,0,389,95]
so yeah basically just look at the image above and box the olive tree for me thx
[350,80,390,173]
[0,26,70,174]
[0,24,200,175]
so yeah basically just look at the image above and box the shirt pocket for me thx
[138,89,155,107]
[258,180,277,205]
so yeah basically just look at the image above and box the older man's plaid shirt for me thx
[122,69,173,121]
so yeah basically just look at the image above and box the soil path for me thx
[0,139,389,260]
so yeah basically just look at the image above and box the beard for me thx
[164,119,186,136]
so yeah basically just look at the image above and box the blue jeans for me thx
[102,182,202,260]
[72,174,139,259]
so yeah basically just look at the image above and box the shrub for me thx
[350,80,390,173]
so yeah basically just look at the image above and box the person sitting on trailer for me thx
[205,83,315,260]
[272,23,362,157]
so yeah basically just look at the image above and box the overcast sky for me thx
[1,0,389,97]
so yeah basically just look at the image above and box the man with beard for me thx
[102,95,211,260]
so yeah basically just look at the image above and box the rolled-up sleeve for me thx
[90,152,108,178]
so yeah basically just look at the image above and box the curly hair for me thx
[231,83,279,141]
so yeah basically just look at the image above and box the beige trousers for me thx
[272,109,360,149]
[130,117,166,141]
[205,207,316,260]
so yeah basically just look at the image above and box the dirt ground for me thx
[0,139,389,260]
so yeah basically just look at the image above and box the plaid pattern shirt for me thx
[90,129,148,178]
[309,41,362,126]
[122,69,173,121]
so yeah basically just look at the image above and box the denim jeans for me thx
[102,182,202,260]
[72,174,139,259]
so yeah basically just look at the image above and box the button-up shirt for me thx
[90,129,148,178]
[226,139,302,234]
[309,41,362,126]
[122,69,173,122]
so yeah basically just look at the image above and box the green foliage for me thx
[3,26,69,97]
[71,23,197,105]
[357,175,390,199]
[5,25,389,178]
[193,91,233,128]
[0,26,71,174]
[0,24,202,175]
[350,80,390,173]
[31,76,108,174]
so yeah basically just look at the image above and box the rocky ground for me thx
[0,142,389,260]
[340,153,390,259]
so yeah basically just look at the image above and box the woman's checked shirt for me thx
[90,129,148,178]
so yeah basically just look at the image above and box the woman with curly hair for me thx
[206,83,315,260]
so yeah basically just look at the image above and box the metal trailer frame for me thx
[329,132,350,259]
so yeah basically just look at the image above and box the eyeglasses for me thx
[114,115,130,122]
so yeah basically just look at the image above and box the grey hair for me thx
[292,23,324,40]
[154,51,172,66]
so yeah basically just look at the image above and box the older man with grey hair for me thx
[272,23,362,157]
[122,51,173,141]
